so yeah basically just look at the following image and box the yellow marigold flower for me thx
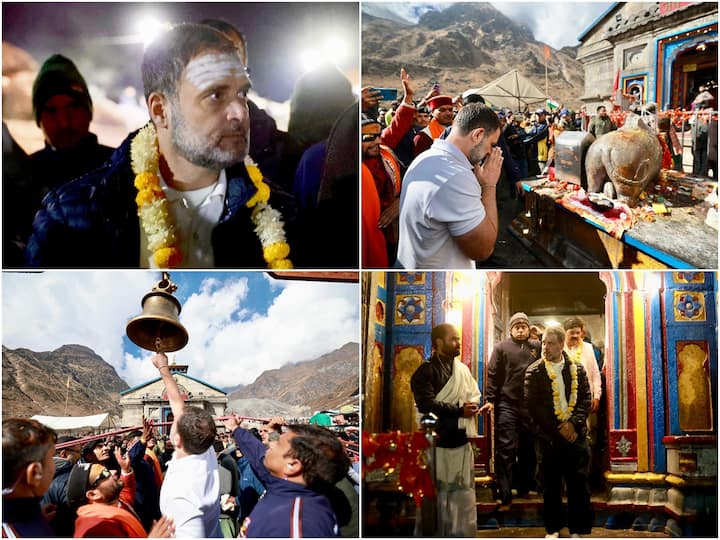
[246,181,271,208]
[270,258,293,269]
[135,190,155,207]
[153,247,183,268]
[263,242,291,263]
[134,172,160,191]
[246,164,264,185]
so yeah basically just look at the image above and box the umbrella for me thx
[476,69,547,112]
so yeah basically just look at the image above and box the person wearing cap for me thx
[558,109,576,132]
[525,326,593,538]
[67,448,174,537]
[413,94,455,157]
[397,102,503,269]
[80,438,112,467]
[481,313,539,510]
[522,108,550,175]
[29,54,114,190]
[14,55,114,261]
[362,69,416,267]
[587,105,617,139]
[2,418,57,537]
[26,24,298,269]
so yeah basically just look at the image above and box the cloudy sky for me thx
[2,272,359,390]
[492,2,612,49]
[362,2,613,50]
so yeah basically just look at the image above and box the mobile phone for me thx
[433,82,440,92]
[374,87,398,102]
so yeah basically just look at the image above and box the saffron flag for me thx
[611,69,620,101]
[544,45,551,60]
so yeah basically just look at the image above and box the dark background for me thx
[2,2,359,103]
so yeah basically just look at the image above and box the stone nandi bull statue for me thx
[585,113,663,207]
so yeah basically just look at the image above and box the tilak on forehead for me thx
[184,52,248,92]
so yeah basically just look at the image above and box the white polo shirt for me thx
[397,138,486,269]
[160,445,221,538]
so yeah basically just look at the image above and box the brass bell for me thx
[126,272,189,352]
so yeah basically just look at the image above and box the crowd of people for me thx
[412,317,605,538]
[2,353,359,537]
[3,19,358,269]
[362,71,718,270]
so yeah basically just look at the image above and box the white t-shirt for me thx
[140,170,227,268]
[396,138,486,269]
[160,445,221,538]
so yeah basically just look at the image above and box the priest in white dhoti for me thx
[410,323,481,537]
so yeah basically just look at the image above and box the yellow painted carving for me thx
[364,343,385,433]
[390,347,423,432]
[677,342,713,431]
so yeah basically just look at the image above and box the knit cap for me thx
[66,462,99,509]
[508,312,530,330]
[32,54,93,125]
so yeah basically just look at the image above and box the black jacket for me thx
[40,457,75,536]
[25,128,298,268]
[524,354,591,442]
[485,337,540,406]
[411,353,468,448]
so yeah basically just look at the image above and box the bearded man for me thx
[410,323,481,537]
[524,326,593,538]
[27,23,295,269]
[397,103,503,269]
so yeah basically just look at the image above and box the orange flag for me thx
[544,45,551,60]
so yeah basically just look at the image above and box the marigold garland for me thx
[543,358,578,422]
[130,123,292,268]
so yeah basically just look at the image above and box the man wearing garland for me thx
[524,326,593,538]
[26,23,295,269]
[410,323,481,537]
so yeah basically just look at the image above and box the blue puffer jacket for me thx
[231,428,339,538]
[25,127,298,268]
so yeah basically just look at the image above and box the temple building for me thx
[119,359,227,433]
[576,2,717,110]
[363,271,717,537]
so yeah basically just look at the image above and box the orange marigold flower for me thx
[153,247,183,268]
[134,172,160,191]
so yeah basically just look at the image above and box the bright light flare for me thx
[135,16,171,48]
[299,35,349,73]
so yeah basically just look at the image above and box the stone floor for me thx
[476,527,669,538]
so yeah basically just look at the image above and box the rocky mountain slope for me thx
[362,3,584,109]
[228,342,359,414]
[2,342,359,422]
[2,345,128,420]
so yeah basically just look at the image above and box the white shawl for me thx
[435,359,481,437]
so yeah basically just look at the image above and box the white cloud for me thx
[2,272,359,390]
[172,278,359,388]
[493,2,611,49]
[2,271,156,380]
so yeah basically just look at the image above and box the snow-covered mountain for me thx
[361,2,452,25]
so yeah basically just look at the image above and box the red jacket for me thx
[380,102,415,150]
[362,164,389,268]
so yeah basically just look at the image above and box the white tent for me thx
[30,413,109,431]
[471,69,547,112]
